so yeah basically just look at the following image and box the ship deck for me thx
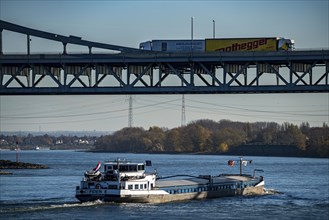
[155,175,255,188]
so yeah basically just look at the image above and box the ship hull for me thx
[76,182,264,203]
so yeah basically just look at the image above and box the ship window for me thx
[144,184,147,189]
[129,165,137,171]
[140,184,143,189]
[135,184,139,190]
[106,165,112,171]
[120,165,128,172]
[138,165,145,171]
[128,185,133,190]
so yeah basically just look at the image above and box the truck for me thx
[139,37,294,52]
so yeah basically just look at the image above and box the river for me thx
[0,150,328,219]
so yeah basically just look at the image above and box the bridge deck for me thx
[0,20,328,95]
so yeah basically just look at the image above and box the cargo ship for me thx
[75,158,264,203]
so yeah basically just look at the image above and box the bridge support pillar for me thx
[27,35,30,55]
[63,43,67,54]
[0,28,2,55]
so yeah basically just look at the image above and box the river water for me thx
[0,150,328,220]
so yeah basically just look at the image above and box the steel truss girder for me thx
[0,52,329,95]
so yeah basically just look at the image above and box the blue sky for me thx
[0,0,328,132]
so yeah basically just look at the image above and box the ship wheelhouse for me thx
[104,160,146,177]
[100,160,156,191]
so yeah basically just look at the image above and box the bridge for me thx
[0,20,328,95]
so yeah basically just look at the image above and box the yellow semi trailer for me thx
[205,37,294,52]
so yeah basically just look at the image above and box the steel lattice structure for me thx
[0,20,328,95]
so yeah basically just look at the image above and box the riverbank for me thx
[0,160,49,175]
[88,144,328,159]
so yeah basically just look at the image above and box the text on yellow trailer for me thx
[205,38,293,52]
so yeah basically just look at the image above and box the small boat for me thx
[84,161,102,181]
[75,158,265,203]
[34,146,50,150]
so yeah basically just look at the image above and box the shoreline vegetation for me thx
[94,120,328,158]
[1,120,328,158]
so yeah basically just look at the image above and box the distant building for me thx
[56,140,63,145]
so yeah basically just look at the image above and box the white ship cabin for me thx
[103,160,146,178]
[80,160,156,191]
[97,160,156,191]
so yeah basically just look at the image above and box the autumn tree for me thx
[164,128,182,152]
[277,123,307,150]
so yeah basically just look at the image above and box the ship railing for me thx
[253,169,264,178]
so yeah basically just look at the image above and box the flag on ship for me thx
[93,161,101,172]
[228,160,235,167]
[242,160,253,166]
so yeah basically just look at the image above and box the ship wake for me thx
[264,188,283,195]
[0,200,105,213]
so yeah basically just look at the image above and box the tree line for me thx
[95,120,328,157]
[1,120,327,157]
[0,134,95,150]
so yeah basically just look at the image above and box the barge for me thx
[75,158,264,203]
